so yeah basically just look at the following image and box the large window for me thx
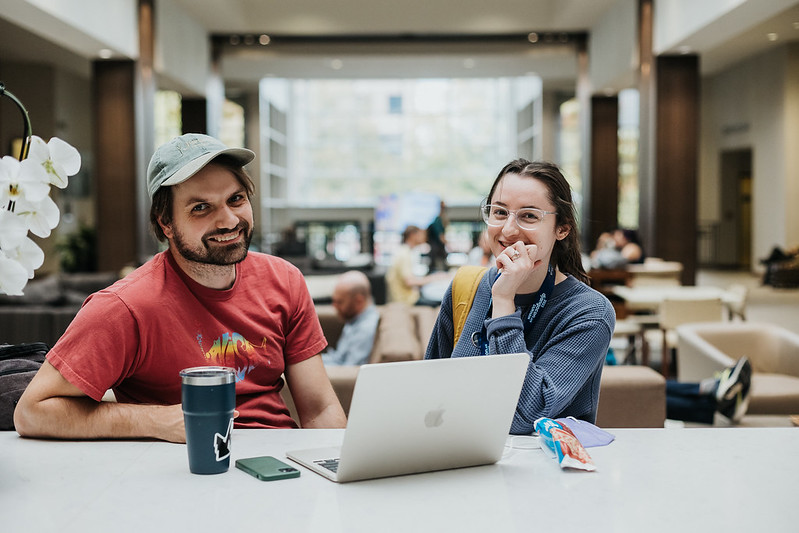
[617,88,639,229]
[288,78,517,206]
[154,91,245,151]
[154,91,182,147]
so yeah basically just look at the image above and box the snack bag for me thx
[534,417,596,471]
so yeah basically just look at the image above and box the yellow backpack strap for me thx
[451,265,488,349]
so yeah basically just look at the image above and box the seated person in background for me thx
[386,225,449,307]
[322,271,379,366]
[614,228,645,263]
[467,230,494,267]
[667,357,752,424]
[590,228,645,269]
[14,133,346,443]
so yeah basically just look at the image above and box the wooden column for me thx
[637,0,656,259]
[654,55,700,284]
[92,60,138,272]
[136,0,158,262]
[589,95,620,247]
[181,97,208,134]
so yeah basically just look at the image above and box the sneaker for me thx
[715,357,752,423]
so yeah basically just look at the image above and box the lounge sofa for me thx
[0,273,118,347]
[282,304,667,428]
[677,322,799,415]
[315,302,438,363]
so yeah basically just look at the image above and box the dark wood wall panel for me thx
[181,98,207,135]
[589,95,620,248]
[655,55,699,284]
[92,60,138,273]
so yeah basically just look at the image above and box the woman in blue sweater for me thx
[425,159,615,434]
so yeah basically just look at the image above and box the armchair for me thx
[676,322,799,415]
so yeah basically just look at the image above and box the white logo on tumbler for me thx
[214,418,234,461]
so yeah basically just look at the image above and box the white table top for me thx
[612,285,735,312]
[626,261,683,274]
[2,428,796,532]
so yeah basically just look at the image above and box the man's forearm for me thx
[300,402,347,429]
[15,396,185,443]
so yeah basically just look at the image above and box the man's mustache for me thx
[205,221,250,240]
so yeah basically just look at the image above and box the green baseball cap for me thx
[146,133,255,198]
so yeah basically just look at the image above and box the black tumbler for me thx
[180,366,236,475]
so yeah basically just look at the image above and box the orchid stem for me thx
[0,82,33,161]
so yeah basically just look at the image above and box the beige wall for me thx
[155,0,210,96]
[700,43,797,271]
[588,0,637,92]
[5,0,137,59]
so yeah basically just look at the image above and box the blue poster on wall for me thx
[375,192,440,232]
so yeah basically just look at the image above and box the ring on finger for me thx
[510,249,520,260]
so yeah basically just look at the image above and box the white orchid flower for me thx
[0,252,29,295]
[14,195,60,238]
[0,130,81,295]
[0,208,29,249]
[4,236,45,278]
[0,155,50,208]
[27,135,81,189]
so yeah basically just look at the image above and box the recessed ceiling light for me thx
[767,32,779,41]
[331,59,343,70]
[527,32,539,43]
[229,35,241,45]
[259,34,271,45]
[98,49,113,59]
[243,35,255,46]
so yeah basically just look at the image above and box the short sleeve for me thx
[47,292,141,401]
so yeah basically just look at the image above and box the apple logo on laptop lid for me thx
[424,408,445,428]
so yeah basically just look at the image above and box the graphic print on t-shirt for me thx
[197,332,259,381]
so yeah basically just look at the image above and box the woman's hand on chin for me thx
[492,241,543,314]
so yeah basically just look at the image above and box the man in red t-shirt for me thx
[15,134,347,442]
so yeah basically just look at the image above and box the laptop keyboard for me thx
[314,458,340,473]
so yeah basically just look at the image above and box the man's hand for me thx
[148,404,187,443]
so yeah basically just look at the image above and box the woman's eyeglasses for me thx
[480,203,555,230]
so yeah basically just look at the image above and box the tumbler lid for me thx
[180,366,236,386]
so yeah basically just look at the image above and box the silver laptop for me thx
[286,352,529,483]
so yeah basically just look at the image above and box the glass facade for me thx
[289,78,516,206]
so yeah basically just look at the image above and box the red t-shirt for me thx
[47,251,327,428]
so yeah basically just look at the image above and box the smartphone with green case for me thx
[235,456,301,481]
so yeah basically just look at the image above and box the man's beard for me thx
[172,221,253,266]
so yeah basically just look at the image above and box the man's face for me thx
[332,286,360,321]
[161,163,254,266]
[410,229,427,247]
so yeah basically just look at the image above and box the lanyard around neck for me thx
[472,265,556,355]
